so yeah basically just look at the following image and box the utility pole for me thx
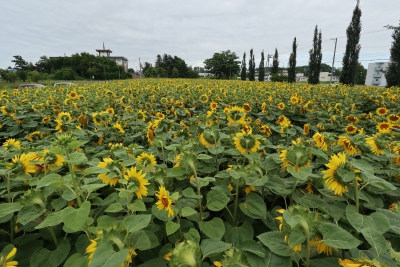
[267,54,272,81]
[330,38,337,84]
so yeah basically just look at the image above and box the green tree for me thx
[385,21,400,87]
[308,25,322,84]
[248,49,255,81]
[258,51,265,82]
[35,56,51,73]
[271,48,279,75]
[354,62,367,85]
[17,70,28,82]
[240,52,246,81]
[7,72,18,83]
[29,70,41,83]
[203,50,240,79]
[172,67,179,78]
[12,55,28,70]
[340,0,362,85]
[288,37,297,83]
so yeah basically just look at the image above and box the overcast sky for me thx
[2,0,399,71]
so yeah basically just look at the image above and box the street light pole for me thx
[330,38,338,84]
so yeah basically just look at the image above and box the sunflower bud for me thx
[169,240,201,267]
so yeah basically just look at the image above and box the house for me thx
[319,72,339,82]
[96,45,129,72]
[365,62,388,87]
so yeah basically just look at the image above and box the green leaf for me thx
[123,214,152,233]
[197,154,214,160]
[182,187,203,199]
[282,211,301,229]
[319,223,362,249]
[377,209,400,235]
[309,258,341,267]
[310,148,328,160]
[362,172,397,191]
[0,202,22,218]
[246,248,292,267]
[81,184,107,196]
[346,205,375,232]
[128,200,146,212]
[65,152,87,165]
[90,243,128,267]
[105,203,123,213]
[18,206,46,225]
[224,222,254,246]
[83,167,109,175]
[30,239,70,267]
[343,171,356,183]
[351,159,374,174]
[198,217,225,240]
[130,230,152,250]
[61,201,91,232]
[68,140,88,151]
[288,230,306,248]
[361,227,389,255]
[64,253,88,267]
[206,190,230,211]
[181,206,197,217]
[166,221,180,236]
[201,239,232,259]
[166,166,186,178]
[287,166,312,181]
[36,173,63,188]
[257,231,292,257]
[238,240,266,257]
[239,192,266,219]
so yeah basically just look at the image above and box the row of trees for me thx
[143,54,199,78]
[1,53,133,83]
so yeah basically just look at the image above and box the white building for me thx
[96,46,129,72]
[365,62,389,87]
[319,72,339,82]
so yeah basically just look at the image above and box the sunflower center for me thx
[161,196,169,207]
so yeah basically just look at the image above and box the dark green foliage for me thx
[308,26,322,84]
[241,52,246,81]
[270,74,287,82]
[385,22,400,87]
[288,37,297,83]
[271,49,279,75]
[258,51,265,82]
[29,71,41,83]
[203,50,240,79]
[53,67,77,80]
[16,70,28,82]
[340,0,362,85]
[354,63,367,85]
[12,55,28,70]
[154,54,192,78]
[248,49,255,81]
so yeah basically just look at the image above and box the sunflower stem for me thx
[388,157,392,182]
[6,172,14,243]
[299,219,310,267]
[47,226,58,246]
[189,161,203,220]
[354,175,359,213]
[233,179,240,226]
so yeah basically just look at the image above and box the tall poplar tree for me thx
[385,22,400,87]
[288,37,297,83]
[308,26,322,84]
[240,52,247,81]
[340,0,362,85]
[248,49,255,81]
[271,48,279,75]
[258,51,265,81]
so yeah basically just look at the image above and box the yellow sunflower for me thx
[376,107,388,116]
[322,153,348,196]
[68,91,78,100]
[242,103,251,112]
[124,167,150,199]
[155,186,174,217]
[85,239,98,265]
[199,94,209,104]
[259,124,272,137]
[338,258,382,267]
[112,122,125,135]
[227,106,246,124]
[137,109,146,121]
[313,132,328,151]
[387,114,400,123]
[310,236,338,256]
[233,132,260,155]
[365,135,385,155]
[136,152,157,171]
[337,136,358,155]
[345,115,359,124]
[42,115,51,124]
[58,111,72,122]
[210,102,218,110]
[303,124,310,135]
[1,247,18,267]
[41,150,64,170]
[2,139,22,150]
[290,96,299,104]
[277,102,285,110]
[54,119,64,133]
[97,158,120,186]
[8,153,41,174]
[106,107,115,115]
[376,122,391,134]
[344,125,357,135]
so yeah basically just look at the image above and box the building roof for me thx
[108,56,128,61]
[96,49,113,53]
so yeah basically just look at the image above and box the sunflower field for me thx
[0,79,400,267]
